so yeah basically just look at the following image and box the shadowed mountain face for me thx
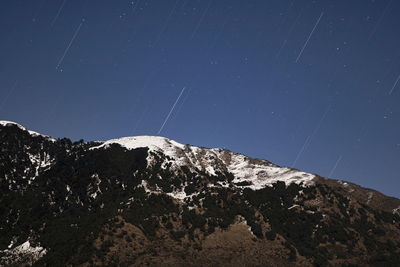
[0,121,399,266]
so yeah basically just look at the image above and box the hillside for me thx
[0,121,399,266]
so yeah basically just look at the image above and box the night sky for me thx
[1,0,399,198]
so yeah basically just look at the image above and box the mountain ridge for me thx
[1,120,398,202]
[1,120,399,266]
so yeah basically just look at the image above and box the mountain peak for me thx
[91,135,316,190]
[0,120,55,141]
[0,120,26,130]
[92,135,186,152]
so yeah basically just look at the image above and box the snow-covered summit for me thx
[91,135,316,190]
[91,135,186,153]
[0,120,26,130]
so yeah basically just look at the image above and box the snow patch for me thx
[367,192,374,205]
[225,152,315,189]
[166,189,187,200]
[87,174,102,199]
[140,179,189,201]
[0,240,46,266]
[28,152,54,180]
[7,240,14,249]
[140,180,154,194]
[393,206,400,215]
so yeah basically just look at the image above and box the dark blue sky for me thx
[1,0,400,198]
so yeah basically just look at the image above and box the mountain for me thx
[0,120,399,266]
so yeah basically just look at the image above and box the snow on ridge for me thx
[90,136,185,152]
[0,120,56,142]
[91,135,316,191]
[225,152,315,189]
[90,136,189,169]
[0,120,26,130]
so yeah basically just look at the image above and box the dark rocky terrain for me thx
[0,121,399,266]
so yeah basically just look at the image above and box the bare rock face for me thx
[1,121,400,266]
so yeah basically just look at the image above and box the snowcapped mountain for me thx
[1,121,399,266]
[91,135,316,191]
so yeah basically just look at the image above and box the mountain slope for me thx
[0,121,399,266]
[91,135,315,193]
